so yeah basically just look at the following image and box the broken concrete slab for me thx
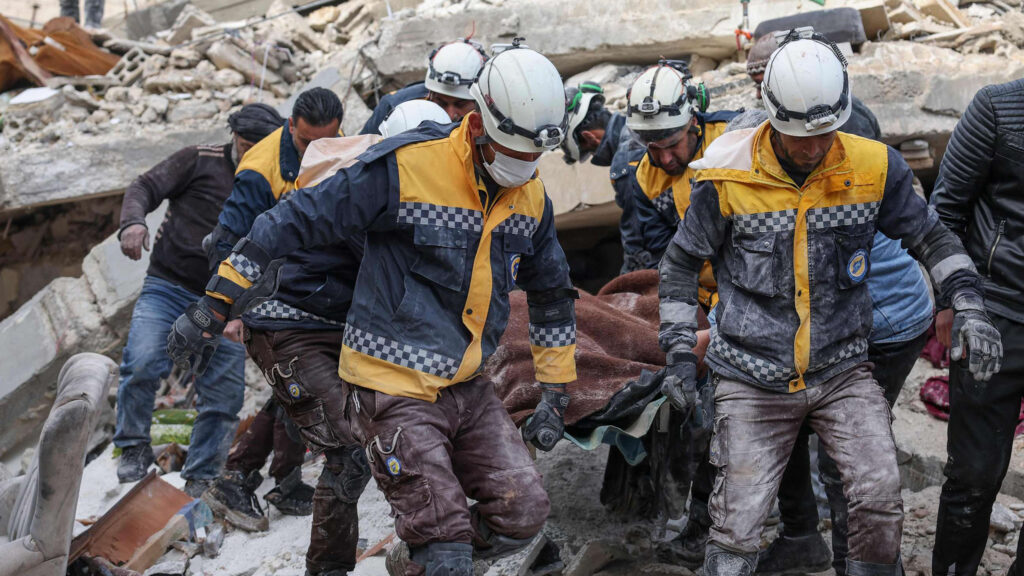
[363,0,846,84]
[0,204,166,459]
[0,128,224,215]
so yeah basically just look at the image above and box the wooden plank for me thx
[69,472,193,565]
[855,0,891,39]
[915,0,971,27]
[124,514,189,572]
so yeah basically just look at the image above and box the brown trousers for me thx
[708,363,903,563]
[351,377,550,550]
[246,328,369,575]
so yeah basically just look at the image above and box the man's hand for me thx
[661,352,698,414]
[936,308,954,349]
[223,319,245,343]
[167,297,227,379]
[522,384,570,452]
[119,224,150,260]
[951,307,1002,382]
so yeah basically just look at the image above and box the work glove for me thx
[119,224,150,261]
[661,352,698,414]
[167,296,227,380]
[951,301,1003,382]
[522,384,570,452]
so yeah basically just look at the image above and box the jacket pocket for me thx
[834,229,873,290]
[729,232,778,297]
[411,224,468,291]
[502,233,534,292]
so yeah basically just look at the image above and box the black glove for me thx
[951,306,1003,382]
[661,352,698,414]
[167,297,227,379]
[522,385,570,452]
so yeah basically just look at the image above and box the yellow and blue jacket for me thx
[634,111,738,307]
[211,116,577,401]
[212,122,359,331]
[659,121,981,392]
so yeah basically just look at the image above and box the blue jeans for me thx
[114,276,245,480]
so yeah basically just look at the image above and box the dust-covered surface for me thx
[71,359,1024,576]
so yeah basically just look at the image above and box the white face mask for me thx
[483,148,539,188]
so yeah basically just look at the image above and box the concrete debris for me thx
[990,502,1020,533]
[167,5,217,45]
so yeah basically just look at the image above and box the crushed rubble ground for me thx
[5,0,1024,573]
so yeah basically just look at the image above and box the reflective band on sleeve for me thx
[660,298,699,325]
[528,324,577,348]
[228,252,263,283]
[930,253,977,285]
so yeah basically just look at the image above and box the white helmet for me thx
[625,61,694,133]
[379,100,451,138]
[561,82,606,164]
[469,40,567,154]
[424,39,488,100]
[761,28,851,137]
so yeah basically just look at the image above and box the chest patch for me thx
[847,249,868,283]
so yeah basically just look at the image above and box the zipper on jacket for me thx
[986,218,1007,276]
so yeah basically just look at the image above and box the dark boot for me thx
[411,543,474,576]
[265,466,315,516]
[846,557,903,576]
[659,510,710,566]
[202,470,269,532]
[184,477,214,498]
[117,444,154,483]
[705,543,756,576]
[755,531,832,575]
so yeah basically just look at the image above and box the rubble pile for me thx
[0,0,371,148]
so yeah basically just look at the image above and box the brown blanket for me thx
[489,270,708,426]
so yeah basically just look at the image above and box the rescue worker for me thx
[174,101,451,576]
[169,43,575,576]
[113,104,282,495]
[931,78,1024,575]
[561,82,647,272]
[658,29,1002,575]
[626,61,739,275]
[360,38,487,135]
[206,87,344,262]
[743,37,933,575]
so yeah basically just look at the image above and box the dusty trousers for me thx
[225,398,306,482]
[777,330,928,573]
[707,364,903,564]
[350,377,550,562]
[245,328,371,575]
[934,315,1024,575]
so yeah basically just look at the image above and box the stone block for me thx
[166,101,220,123]
[167,5,217,45]
[915,0,971,27]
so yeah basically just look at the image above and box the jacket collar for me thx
[751,122,851,187]
[278,121,301,183]
[590,113,625,167]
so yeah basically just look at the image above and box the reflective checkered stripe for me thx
[343,325,460,379]
[250,300,343,327]
[228,253,263,282]
[652,189,675,215]
[495,213,538,238]
[807,202,879,230]
[528,324,576,348]
[708,336,793,382]
[397,202,483,233]
[732,209,797,234]
[809,338,868,372]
